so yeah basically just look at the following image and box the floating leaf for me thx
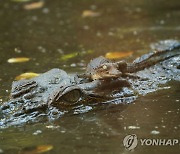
[7,57,30,63]
[60,50,94,61]
[60,52,79,61]
[12,0,32,2]
[21,145,53,154]
[15,72,39,80]
[36,145,53,153]
[24,1,44,10]
[86,49,94,54]
[82,10,100,18]
[105,51,133,59]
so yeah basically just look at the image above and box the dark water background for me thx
[0,0,180,153]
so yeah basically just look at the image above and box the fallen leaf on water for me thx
[105,51,133,59]
[12,0,32,2]
[82,10,100,18]
[15,72,39,80]
[20,145,53,154]
[60,50,94,61]
[36,145,53,153]
[23,1,44,10]
[7,57,30,63]
[60,52,79,61]
[86,49,94,54]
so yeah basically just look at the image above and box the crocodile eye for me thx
[102,65,108,70]
[61,89,81,104]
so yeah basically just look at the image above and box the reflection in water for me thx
[0,0,180,153]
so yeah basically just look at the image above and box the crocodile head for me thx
[86,56,123,80]
[0,68,122,127]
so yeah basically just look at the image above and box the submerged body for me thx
[0,40,180,128]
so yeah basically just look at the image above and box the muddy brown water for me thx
[0,0,180,153]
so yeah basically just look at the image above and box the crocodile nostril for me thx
[1,105,10,110]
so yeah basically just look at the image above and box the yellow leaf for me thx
[86,49,94,54]
[60,52,79,61]
[21,145,53,154]
[36,145,53,153]
[15,72,39,80]
[7,57,30,63]
[23,1,44,10]
[105,51,133,59]
[82,10,100,18]
[60,50,94,61]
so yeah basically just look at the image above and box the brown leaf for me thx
[36,145,53,153]
[82,10,100,18]
[23,1,44,10]
[105,51,133,59]
[7,57,30,63]
[20,145,53,154]
[12,0,32,2]
[15,72,39,80]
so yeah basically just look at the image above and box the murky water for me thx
[0,0,180,153]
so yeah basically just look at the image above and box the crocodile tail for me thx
[126,40,180,73]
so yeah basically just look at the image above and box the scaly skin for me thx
[85,40,180,80]
[0,40,179,128]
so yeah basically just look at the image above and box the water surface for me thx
[0,0,180,153]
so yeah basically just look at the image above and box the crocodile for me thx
[0,40,180,128]
[85,40,180,80]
